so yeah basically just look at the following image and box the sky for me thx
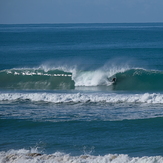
[0,0,163,24]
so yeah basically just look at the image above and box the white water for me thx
[39,63,130,86]
[1,64,133,87]
[0,149,163,163]
[73,65,130,87]
[0,92,163,104]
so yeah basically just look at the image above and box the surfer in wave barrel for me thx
[112,77,116,83]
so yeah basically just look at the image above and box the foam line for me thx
[0,92,163,104]
[0,149,163,163]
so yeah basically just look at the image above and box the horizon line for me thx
[0,22,163,25]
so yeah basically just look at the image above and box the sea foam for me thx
[0,92,163,104]
[0,149,163,163]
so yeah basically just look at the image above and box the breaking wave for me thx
[0,148,163,163]
[0,92,163,104]
[1,66,163,91]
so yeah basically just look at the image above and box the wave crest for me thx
[0,68,74,90]
[1,66,163,91]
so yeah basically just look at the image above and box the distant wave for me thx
[0,148,163,163]
[1,67,163,91]
[0,92,163,104]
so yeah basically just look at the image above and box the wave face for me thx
[1,149,163,163]
[1,67,163,91]
[0,69,74,90]
[113,69,163,91]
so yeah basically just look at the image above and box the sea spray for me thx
[1,66,163,91]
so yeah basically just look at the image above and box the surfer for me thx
[112,77,116,83]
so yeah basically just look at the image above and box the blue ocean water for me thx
[1,23,163,163]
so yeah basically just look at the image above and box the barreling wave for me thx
[0,148,163,163]
[0,65,119,90]
[1,67,163,91]
[72,67,163,91]
[0,68,75,90]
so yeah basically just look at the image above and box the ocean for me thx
[1,23,163,163]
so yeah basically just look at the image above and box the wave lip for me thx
[0,92,163,104]
[0,149,163,163]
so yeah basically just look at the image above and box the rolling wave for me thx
[0,149,163,163]
[0,92,163,104]
[0,68,74,90]
[1,67,163,91]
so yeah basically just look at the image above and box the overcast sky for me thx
[0,0,163,24]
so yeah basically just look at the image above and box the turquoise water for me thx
[1,23,163,163]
